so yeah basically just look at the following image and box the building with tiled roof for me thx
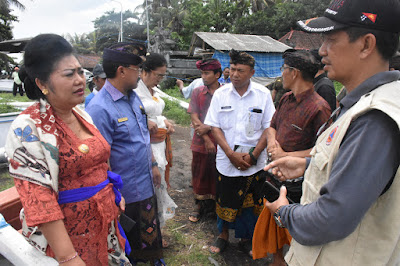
[76,54,101,70]
[278,30,324,51]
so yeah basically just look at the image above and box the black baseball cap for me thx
[297,0,400,33]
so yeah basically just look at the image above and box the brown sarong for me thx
[150,128,172,187]
[191,151,217,200]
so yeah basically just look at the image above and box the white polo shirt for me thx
[204,81,275,177]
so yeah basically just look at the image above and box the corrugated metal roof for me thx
[190,32,290,54]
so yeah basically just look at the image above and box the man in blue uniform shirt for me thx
[86,42,164,264]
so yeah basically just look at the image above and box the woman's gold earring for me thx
[42,89,49,95]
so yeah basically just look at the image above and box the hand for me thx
[204,139,216,154]
[269,140,287,161]
[228,151,251,171]
[176,79,184,90]
[152,165,161,188]
[265,186,289,214]
[264,156,306,181]
[119,196,126,213]
[266,140,277,154]
[194,124,211,136]
[242,154,253,165]
[164,119,175,134]
[148,120,158,135]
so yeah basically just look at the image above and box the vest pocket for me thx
[313,151,328,171]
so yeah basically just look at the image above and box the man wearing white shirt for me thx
[176,77,203,99]
[205,50,275,256]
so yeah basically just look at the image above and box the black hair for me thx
[103,42,146,78]
[102,61,130,79]
[23,34,75,100]
[389,53,400,70]
[283,49,318,82]
[310,49,324,70]
[229,49,255,69]
[142,53,167,73]
[343,27,400,61]
[223,67,230,71]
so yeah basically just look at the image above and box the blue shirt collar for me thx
[104,79,136,102]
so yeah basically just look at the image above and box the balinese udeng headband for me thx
[283,49,318,77]
[196,59,221,71]
[103,42,146,66]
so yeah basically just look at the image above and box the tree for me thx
[234,0,331,39]
[93,9,146,52]
[66,32,97,54]
[0,0,26,11]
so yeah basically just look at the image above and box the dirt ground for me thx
[167,125,273,265]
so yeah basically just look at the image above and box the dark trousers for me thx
[13,83,23,96]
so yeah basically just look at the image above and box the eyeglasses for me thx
[125,66,140,72]
[152,71,166,79]
[280,66,296,72]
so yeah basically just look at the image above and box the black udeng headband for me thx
[283,49,318,77]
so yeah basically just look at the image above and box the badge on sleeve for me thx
[326,126,338,146]
[118,117,128,123]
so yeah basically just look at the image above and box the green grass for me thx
[0,103,20,113]
[163,220,220,265]
[162,86,189,103]
[0,171,14,191]
[0,92,31,103]
[162,97,191,126]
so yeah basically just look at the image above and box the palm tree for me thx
[0,0,26,11]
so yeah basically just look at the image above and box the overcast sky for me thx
[11,0,143,39]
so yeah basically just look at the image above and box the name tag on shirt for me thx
[118,117,128,123]
[221,106,232,110]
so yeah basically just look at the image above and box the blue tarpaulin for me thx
[212,51,283,78]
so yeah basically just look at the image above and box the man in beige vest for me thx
[263,0,400,265]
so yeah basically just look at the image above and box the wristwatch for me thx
[273,206,285,228]
[152,161,158,168]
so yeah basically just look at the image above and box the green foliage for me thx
[162,96,190,126]
[0,2,18,70]
[0,170,13,192]
[0,103,20,113]
[160,77,178,91]
[66,32,97,55]
[162,86,189,102]
[334,81,343,95]
[143,0,333,49]
[93,10,147,52]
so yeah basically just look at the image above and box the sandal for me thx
[238,239,253,258]
[188,211,201,223]
[209,237,229,254]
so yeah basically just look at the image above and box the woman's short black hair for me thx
[142,53,167,73]
[23,34,74,100]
